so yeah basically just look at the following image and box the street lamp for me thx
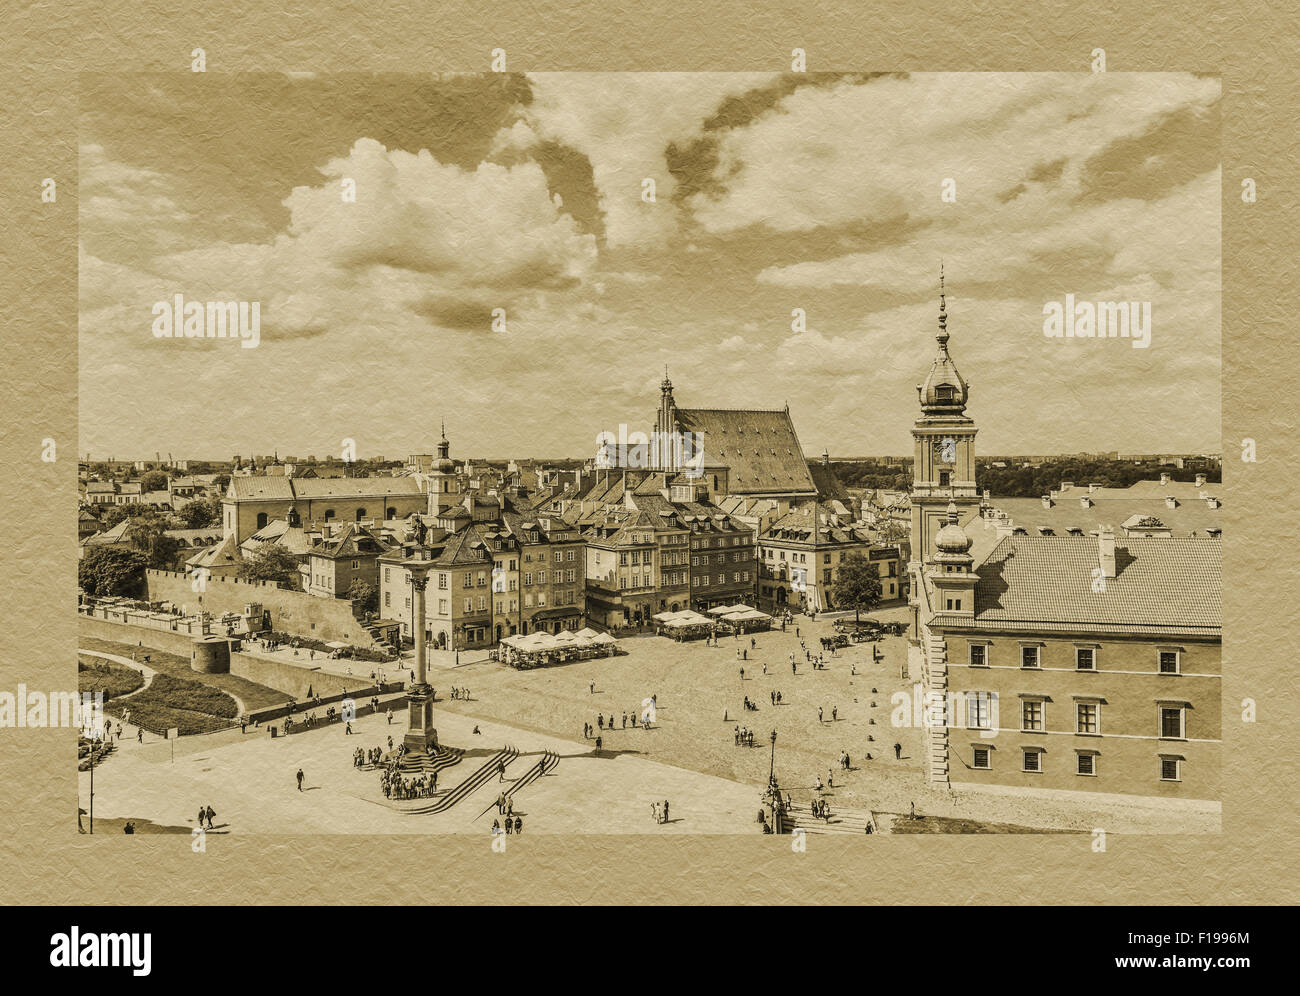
[768,729,777,786]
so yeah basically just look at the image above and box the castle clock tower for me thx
[910,268,979,568]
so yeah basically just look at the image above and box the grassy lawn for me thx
[78,635,290,711]
[78,655,145,700]
[101,671,240,736]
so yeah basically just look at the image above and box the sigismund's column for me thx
[403,559,438,755]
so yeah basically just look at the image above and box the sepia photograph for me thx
[73,69,1224,841]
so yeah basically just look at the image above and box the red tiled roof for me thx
[673,407,816,496]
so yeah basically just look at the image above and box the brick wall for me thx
[145,569,378,647]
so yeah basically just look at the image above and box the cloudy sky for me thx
[79,72,1221,461]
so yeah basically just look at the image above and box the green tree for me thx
[830,552,882,623]
[127,517,182,571]
[79,547,148,597]
[346,578,378,614]
[237,545,301,589]
[177,497,218,529]
[139,470,169,493]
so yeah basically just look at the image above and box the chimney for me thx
[1088,483,1101,493]
[1041,495,1053,509]
[1204,496,1219,509]
[995,514,1015,540]
[1195,473,1206,488]
[1160,472,1171,486]
[1165,496,1177,509]
[1060,481,1074,491]
[1079,496,1092,509]
[1098,527,1117,579]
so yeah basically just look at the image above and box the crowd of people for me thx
[381,767,439,800]
[353,746,386,768]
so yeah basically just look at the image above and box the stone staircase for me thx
[399,745,519,816]
[925,634,951,786]
[782,803,877,835]
[392,745,463,776]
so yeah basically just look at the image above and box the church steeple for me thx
[436,420,449,462]
[428,420,458,518]
[655,367,678,471]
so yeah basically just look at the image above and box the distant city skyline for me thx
[79,72,1221,457]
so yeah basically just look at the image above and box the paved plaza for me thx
[81,608,1219,835]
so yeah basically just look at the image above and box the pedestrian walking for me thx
[894,742,902,760]
[295,768,304,791]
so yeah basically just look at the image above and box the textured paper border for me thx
[0,1,1294,905]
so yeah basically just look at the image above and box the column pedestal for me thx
[403,683,439,754]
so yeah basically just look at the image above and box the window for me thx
[939,471,950,486]
[969,644,987,667]
[538,571,547,584]
[1020,645,1041,669]
[1021,700,1043,732]
[1159,650,1180,674]
[477,571,487,587]
[1076,647,1095,671]
[567,550,575,561]
[1160,758,1181,782]
[1076,702,1099,734]
[463,598,472,613]
[463,572,472,586]
[1077,753,1097,776]
[438,574,447,590]
[966,692,994,730]
[438,599,447,614]
[384,592,391,607]
[554,551,562,563]
[1022,749,1042,773]
[383,568,390,583]
[567,569,575,583]
[972,747,991,770]
[477,596,486,611]
[524,573,532,586]
[1159,706,1185,740]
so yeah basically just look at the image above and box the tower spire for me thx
[937,262,949,348]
